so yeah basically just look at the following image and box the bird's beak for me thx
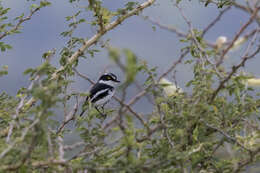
[115,79,120,83]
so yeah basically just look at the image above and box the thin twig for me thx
[158,48,189,82]
[145,16,187,37]
[201,6,231,37]
[216,7,260,67]
[56,96,79,134]
[64,142,86,151]
[69,147,101,161]
[47,129,54,157]
[0,7,40,40]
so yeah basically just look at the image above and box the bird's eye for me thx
[107,76,111,80]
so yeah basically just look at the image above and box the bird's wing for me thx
[89,83,114,102]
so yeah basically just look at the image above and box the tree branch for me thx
[201,6,231,37]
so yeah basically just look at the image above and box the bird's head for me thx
[98,73,120,86]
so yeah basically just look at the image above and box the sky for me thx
[0,0,259,112]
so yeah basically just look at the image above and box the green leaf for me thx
[193,125,199,142]
[40,0,51,7]
[0,65,8,77]
[124,49,138,84]
[30,4,39,10]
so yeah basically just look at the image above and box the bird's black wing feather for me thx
[89,83,113,102]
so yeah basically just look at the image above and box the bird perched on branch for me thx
[80,72,120,117]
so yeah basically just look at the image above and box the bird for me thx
[79,72,120,117]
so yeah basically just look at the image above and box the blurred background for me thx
[0,0,259,111]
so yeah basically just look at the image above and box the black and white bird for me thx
[80,73,120,117]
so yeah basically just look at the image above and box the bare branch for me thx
[31,159,67,168]
[69,147,101,161]
[64,142,86,151]
[145,16,187,37]
[233,1,254,14]
[47,130,54,157]
[158,48,189,82]
[202,6,231,37]
[58,136,65,162]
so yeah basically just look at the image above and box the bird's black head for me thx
[98,73,120,83]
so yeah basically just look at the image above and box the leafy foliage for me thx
[0,0,260,172]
